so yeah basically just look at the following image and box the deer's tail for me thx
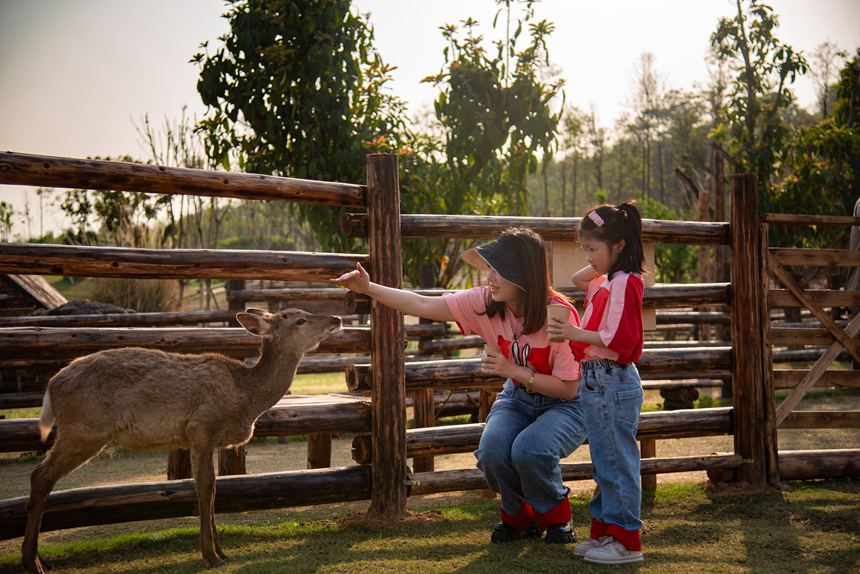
[39,391,55,443]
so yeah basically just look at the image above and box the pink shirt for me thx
[443,286,582,384]
[571,272,644,365]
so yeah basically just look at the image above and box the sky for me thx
[1,0,858,236]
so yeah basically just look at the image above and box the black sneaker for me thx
[544,522,577,544]
[490,521,541,543]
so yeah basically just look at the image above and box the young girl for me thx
[333,227,587,544]
[547,203,646,565]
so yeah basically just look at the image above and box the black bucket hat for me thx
[460,235,527,291]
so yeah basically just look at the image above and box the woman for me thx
[333,227,586,543]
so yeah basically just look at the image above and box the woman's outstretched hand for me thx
[331,262,372,294]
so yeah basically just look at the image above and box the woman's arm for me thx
[572,265,599,291]
[481,350,580,400]
[331,263,454,322]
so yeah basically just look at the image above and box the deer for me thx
[21,308,342,574]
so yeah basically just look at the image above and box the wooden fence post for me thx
[728,173,774,486]
[366,154,407,520]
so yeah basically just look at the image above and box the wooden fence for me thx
[0,150,857,539]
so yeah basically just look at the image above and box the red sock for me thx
[590,518,610,540]
[500,501,536,531]
[606,523,642,551]
[535,495,572,531]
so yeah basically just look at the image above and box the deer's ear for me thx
[236,313,274,339]
[243,307,269,317]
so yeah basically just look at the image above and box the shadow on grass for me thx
[1,480,857,574]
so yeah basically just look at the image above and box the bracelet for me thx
[525,368,536,393]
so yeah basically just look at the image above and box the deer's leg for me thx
[191,442,222,567]
[22,437,104,574]
[210,500,226,560]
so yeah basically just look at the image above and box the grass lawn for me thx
[0,480,857,574]
[1,372,857,573]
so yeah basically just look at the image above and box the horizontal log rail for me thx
[773,348,851,363]
[345,348,733,392]
[228,287,351,303]
[640,379,725,390]
[769,289,860,309]
[0,243,367,282]
[772,370,860,389]
[341,213,730,244]
[0,151,366,207]
[771,248,860,268]
[655,311,730,325]
[351,407,733,463]
[777,449,860,480]
[409,453,743,495]
[418,335,485,354]
[0,465,372,541]
[0,326,371,359]
[346,283,731,314]
[0,392,45,410]
[760,213,860,226]
[0,310,238,328]
[780,410,860,429]
[769,326,851,347]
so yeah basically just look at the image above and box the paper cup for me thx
[547,304,571,342]
[482,343,501,359]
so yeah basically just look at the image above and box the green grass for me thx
[0,480,857,573]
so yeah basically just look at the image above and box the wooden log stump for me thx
[218,446,246,476]
[167,450,192,480]
[640,439,657,491]
[307,433,332,469]
[660,387,699,410]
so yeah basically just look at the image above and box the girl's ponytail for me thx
[615,202,645,278]
[579,201,645,278]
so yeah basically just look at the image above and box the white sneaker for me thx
[584,538,644,564]
[573,535,611,557]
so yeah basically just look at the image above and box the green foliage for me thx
[194,0,409,252]
[638,198,700,283]
[775,49,860,248]
[710,0,808,207]
[402,1,564,287]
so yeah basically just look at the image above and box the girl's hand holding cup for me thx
[546,304,573,342]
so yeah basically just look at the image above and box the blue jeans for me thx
[581,360,644,532]
[475,379,587,517]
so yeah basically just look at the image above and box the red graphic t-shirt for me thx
[570,272,644,365]
[443,286,582,384]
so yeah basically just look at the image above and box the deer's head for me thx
[236,308,342,355]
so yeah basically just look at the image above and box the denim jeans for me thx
[475,379,587,517]
[581,360,644,532]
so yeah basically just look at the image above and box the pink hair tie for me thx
[587,210,605,227]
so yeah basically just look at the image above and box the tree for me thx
[0,202,14,242]
[628,52,667,200]
[778,49,860,249]
[809,41,847,118]
[402,0,564,287]
[194,0,409,252]
[710,0,808,207]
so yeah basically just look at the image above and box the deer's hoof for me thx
[22,557,48,574]
[205,556,226,568]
